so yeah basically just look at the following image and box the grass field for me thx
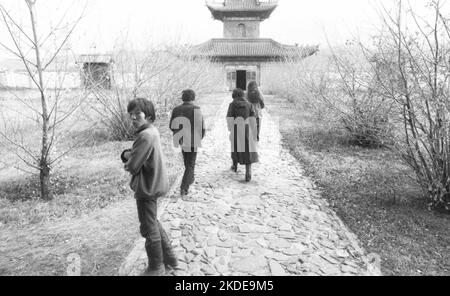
[0,90,226,275]
[267,94,450,276]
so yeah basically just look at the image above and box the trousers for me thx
[181,150,197,191]
[136,198,160,243]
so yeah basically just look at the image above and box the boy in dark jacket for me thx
[169,89,205,196]
[122,98,177,276]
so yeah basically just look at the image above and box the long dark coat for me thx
[226,97,259,165]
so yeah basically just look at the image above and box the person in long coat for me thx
[246,81,265,141]
[226,88,258,182]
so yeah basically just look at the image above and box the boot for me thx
[158,223,178,268]
[231,160,237,172]
[142,240,165,276]
[245,164,251,182]
[180,188,188,196]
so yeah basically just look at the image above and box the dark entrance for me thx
[236,70,247,90]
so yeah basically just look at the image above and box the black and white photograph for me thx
[0,0,449,282]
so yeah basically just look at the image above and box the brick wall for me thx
[223,20,260,38]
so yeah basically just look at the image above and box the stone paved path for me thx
[119,94,382,276]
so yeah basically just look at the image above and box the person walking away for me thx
[227,88,258,182]
[246,81,265,141]
[122,98,177,276]
[169,89,205,196]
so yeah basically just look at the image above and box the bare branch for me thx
[42,8,85,71]
[0,41,36,67]
[0,7,40,89]
[4,88,41,116]
[0,3,35,46]
[49,121,97,166]
[38,0,79,47]
[0,128,39,165]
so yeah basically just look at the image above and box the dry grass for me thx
[0,198,138,275]
[0,130,181,275]
[0,90,225,275]
[268,94,450,276]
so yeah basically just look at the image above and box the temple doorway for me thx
[236,70,247,90]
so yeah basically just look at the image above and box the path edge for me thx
[117,174,183,276]
[117,94,229,276]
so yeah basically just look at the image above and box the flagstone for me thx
[119,94,381,277]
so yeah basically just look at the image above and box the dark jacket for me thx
[125,124,169,200]
[169,101,205,152]
[226,97,259,164]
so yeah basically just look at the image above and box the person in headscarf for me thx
[246,81,265,141]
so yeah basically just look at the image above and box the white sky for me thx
[76,0,383,50]
[0,0,440,57]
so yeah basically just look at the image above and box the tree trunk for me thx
[40,160,52,201]
[27,0,52,200]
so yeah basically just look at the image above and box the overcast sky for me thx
[75,0,383,51]
[0,0,439,57]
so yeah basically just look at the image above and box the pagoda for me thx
[191,0,318,90]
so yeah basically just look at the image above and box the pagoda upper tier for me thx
[206,0,278,21]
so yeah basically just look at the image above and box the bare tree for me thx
[312,42,395,147]
[87,43,222,141]
[370,0,450,211]
[0,0,86,200]
[264,43,394,148]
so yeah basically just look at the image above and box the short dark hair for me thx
[232,88,244,99]
[182,89,195,101]
[127,98,156,122]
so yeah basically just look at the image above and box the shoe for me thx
[142,264,165,276]
[245,173,251,182]
[159,223,178,268]
[142,240,165,276]
[180,189,188,196]
[230,165,237,172]
[245,164,251,182]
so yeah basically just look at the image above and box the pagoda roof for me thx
[207,0,278,20]
[190,38,319,60]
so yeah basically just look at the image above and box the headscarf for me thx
[246,81,261,104]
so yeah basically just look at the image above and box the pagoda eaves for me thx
[206,1,278,21]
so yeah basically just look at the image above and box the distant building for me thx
[191,0,318,90]
[75,54,114,89]
[0,52,114,90]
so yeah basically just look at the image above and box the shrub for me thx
[368,0,450,211]
[86,45,223,141]
[264,48,394,148]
